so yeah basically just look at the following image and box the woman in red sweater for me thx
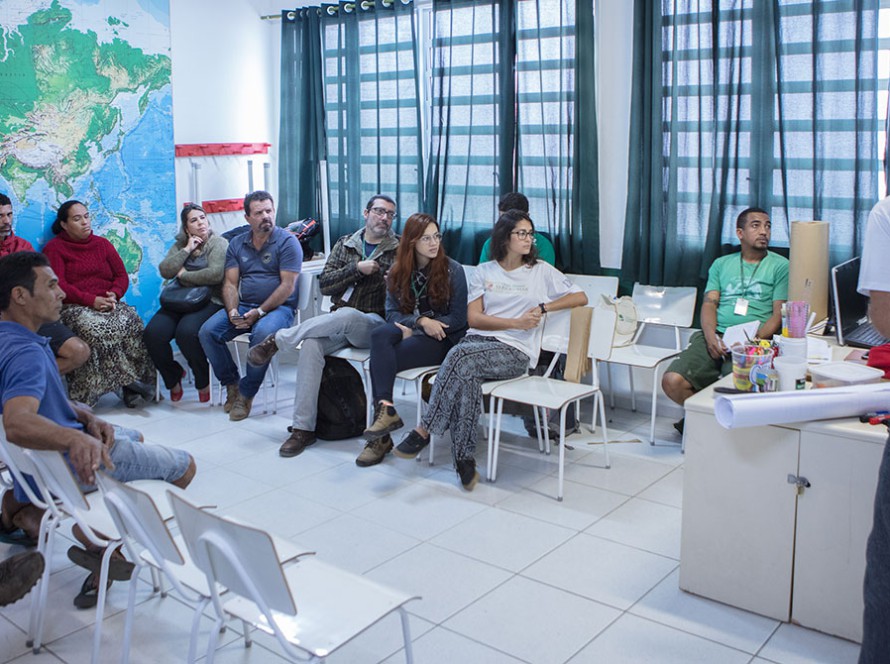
[42,200,155,407]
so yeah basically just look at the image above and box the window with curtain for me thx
[321,0,424,240]
[623,0,879,288]
[427,0,599,269]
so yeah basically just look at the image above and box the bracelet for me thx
[539,302,547,315]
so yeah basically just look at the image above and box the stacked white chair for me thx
[169,491,420,663]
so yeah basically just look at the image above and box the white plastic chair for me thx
[0,430,64,655]
[95,473,314,664]
[489,306,617,501]
[218,333,280,414]
[604,283,697,444]
[566,274,619,305]
[168,491,420,664]
[23,447,193,664]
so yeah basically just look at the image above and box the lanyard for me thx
[739,254,763,297]
[411,271,429,301]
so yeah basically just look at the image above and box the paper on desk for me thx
[714,382,890,429]
[722,321,760,349]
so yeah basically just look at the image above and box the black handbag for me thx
[159,279,211,313]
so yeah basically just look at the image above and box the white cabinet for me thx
[679,378,885,642]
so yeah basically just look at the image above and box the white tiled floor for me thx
[0,363,863,663]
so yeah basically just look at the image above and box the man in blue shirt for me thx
[198,191,302,421]
[0,251,195,607]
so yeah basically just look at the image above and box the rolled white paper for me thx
[714,383,890,429]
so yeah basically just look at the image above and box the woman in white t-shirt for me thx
[392,209,587,490]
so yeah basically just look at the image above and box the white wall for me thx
[170,0,280,229]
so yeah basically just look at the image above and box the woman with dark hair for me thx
[393,209,587,490]
[143,204,228,402]
[357,213,467,467]
[41,200,155,407]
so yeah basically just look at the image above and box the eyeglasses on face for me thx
[417,233,442,244]
[510,229,535,240]
[369,206,397,220]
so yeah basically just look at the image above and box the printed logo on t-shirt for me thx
[484,279,529,294]
[261,252,272,264]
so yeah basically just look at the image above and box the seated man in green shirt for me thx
[479,192,556,266]
[662,207,789,429]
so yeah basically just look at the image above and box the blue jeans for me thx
[13,425,191,502]
[198,305,295,398]
[860,433,890,662]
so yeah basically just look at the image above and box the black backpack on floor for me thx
[315,357,367,440]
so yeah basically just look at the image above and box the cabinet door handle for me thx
[787,473,811,494]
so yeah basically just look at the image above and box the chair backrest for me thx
[25,448,120,547]
[540,306,616,363]
[588,306,617,362]
[630,284,697,327]
[0,427,52,509]
[168,491,296,616]
[96,472,184,568]
[566,274,619,306]
[297,271,316,312]
[462,264,477,288]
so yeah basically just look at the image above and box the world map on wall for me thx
[0,0,175,320]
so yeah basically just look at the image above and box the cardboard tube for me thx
[788,221,830,324]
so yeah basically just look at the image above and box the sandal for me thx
[73,572,112,610]
[0,522,37,548]
[67,546,134,581]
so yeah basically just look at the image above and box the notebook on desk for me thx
[831,256,890,348]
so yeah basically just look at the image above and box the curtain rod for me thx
[260,0,398,20]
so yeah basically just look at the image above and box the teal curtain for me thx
[320,0,423,240]
[622,0,880,289]
[278,9,325,230]
[427,0,599,269]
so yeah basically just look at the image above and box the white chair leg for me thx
[533,406,544,452]
[29,513,56,651]
[542,408,552,456]
[649,367,659,445]
[399,606,415,664]
[187,597,210,664]
[629,365,636,411]
[557,406,567,501]
[598,392,611,469]
[91,547,117,664]
[490,397,506,482]
[241,619,252,647]
[120,563,142,664]
[204,615,225,664]
[606,363,615,408]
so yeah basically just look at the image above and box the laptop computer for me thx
[831,256,890,348]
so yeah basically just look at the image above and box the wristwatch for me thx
[539,302,547,315]
[257,307,267,318]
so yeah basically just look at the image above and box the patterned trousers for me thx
[422,335,528,463]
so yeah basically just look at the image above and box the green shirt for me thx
[479,232,556,266]
[706,250,789,333]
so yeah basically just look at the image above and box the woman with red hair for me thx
[357,213,467,467]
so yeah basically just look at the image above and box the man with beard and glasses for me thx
[246,194,399,458]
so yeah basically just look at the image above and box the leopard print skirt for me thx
[61,303,156,405]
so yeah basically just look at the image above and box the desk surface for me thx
[684,338,888,445]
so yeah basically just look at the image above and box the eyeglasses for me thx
[417,233,442,244]
[511,229,535,240]
[369,206,397,220]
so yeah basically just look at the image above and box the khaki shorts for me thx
[666,331,732,392]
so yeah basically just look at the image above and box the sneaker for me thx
[355,435,393,467]
[223,384,239,413]
[393,429,430,459]
[456,459,479,491]
[247,334,278,367]
[229,394,254,421]
[0,551,44,607]
[279,427,316,457]
[363,402,404,440]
